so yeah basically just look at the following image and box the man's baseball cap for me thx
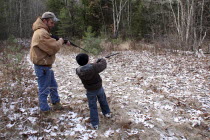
[41,12,59,22]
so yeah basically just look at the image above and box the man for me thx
[30,12,70,114]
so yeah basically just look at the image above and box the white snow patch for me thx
[104,128,115,137]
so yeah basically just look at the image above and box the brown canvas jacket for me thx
[30,17,62,66]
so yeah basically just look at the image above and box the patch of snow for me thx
[104,128,114,137]
[6,123,15,128]
[28,117,37,124]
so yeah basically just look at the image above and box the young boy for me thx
[76,53,111,130]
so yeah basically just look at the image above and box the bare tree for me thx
[3,0,47,39]
[111,0,129,38]
[169,0,207,51]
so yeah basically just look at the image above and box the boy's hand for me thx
[96,58,102,63]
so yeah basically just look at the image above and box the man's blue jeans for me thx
[86,87,110,126]
[34,65,60,111]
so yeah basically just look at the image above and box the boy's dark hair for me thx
[76,53,89,66]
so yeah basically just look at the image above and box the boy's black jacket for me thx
[76,58,107,91]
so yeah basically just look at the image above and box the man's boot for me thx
[52,102,64,111]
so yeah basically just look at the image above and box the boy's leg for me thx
[49,70,60,104]
[86,91,99,126]
[34,65,51,111]
[97,87,110,115]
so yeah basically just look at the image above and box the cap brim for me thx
[53,17,59,22]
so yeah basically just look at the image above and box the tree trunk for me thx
[19,0,22,38]
[111,0,128,38]
[169,0,206,51]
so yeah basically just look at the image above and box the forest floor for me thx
[1,46,210,140]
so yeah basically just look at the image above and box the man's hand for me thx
[65,40,71,46]
[58,38,64,44]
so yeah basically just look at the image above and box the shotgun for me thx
[51,35,120,58]
[51,35,91,53]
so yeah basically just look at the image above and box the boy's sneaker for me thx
[92,125,99,130]
[105,113,111,118]
[40,110,52,116]
[52,102,64,111]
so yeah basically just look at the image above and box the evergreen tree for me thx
[81,0,103,36]
[83,26,102,55]
[0,0,8,40]
[57,8,71,37]
[46,0,64,15]
[130,0,144,39]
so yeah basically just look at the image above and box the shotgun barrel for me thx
[105,52,120,58]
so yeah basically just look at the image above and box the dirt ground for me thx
[52,48,210,139]
[1,45,209,139]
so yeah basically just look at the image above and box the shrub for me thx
[82,26,102,55]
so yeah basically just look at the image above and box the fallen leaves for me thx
[1,50,209,139]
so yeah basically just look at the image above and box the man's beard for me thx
[47,25,52,31]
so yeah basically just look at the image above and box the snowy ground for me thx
[1,50,210,139]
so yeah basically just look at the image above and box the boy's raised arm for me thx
[93,58,107,73]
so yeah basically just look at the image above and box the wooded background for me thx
[0,0,209,51]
